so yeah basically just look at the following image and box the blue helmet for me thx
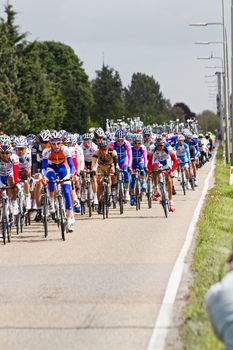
[115,129,126,140]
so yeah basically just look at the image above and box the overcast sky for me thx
[3,0,232,114]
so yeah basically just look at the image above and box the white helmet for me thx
[15,136,28,147]
[178,135,185,141]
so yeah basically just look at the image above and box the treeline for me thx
[0,4,218,134]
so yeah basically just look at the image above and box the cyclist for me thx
[93,127,105,146]
[151,136,178,212]
[109,129,132,201]
[174,135,191,189]
[130,135,148,206]
[62,132,82,213]
[42,131,76,232]
[14,136,32,210]
[80,133,98,206]
[92,140,118,213]
[0,135,19,215]
[185,133,199,187]
[32,129,51,222]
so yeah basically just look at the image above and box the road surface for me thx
[0,160,214,350]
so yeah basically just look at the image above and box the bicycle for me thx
[178,160,187,196]
[49,178,73,240]
[146,171,153,209]
[134,169,142,211]
[41,182,49,238]
[117,170,124,215]
[0,186,14,244]
[101,173,110,220]
[157,168,169,218]
[15,181,29,235]
[80,170,93,217]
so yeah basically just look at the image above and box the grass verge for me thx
[181,146,233,350]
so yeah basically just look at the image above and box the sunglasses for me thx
[52,142,62,146]
[134,142,141,144]
[1,151,10,154]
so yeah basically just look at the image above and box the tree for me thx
[32,41,94,132]
[92,64,124,127]
[124,73,166,123]
[198,110,220,132]
[173,102,196,122]
[0,4,30,133]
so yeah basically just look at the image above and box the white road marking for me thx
[147,152,217,350]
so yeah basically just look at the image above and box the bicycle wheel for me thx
[2,202,7,244]
[135,179,140,211]
[15,213,20,235]
[105,190,109,219]
[87,184,92,217]
[118,184,124,215]
[58,195,66,241]
[147,178,152,208]
[42,192,48,238]
[81,201,86,215]
[159,182,168,218]
[102,198,106,220]
[181,167,186,196]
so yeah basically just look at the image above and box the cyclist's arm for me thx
[142,145,148,168]
[126,141,132,168]
[13,162,20,184]
[67,156,75,176]
[171,152,178,172]
[41,158,48,178]
[92,153,98,172]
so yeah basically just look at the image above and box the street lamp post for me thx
[190,18,230,162]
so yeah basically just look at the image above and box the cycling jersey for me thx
[152,143,178,172]
[109,140,132,168]
[16,148,32,172]
[185,138,199,158]
[131,145,148,169]
[92,148,118,174]
[42,146,75,211]
[0,153,19,185]
[81,143,98,164]
[174,142,191,164]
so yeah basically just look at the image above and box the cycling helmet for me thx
[193,134,198,139]
[115,129,126,140]
[82,133,93,141]
[50,130,62,142]
[126,132,134,140]
[39,129,51,143]
[178,135,185,141]
[134,135,142,144]
[99,140,108,148]
[198,133,204,138]
[156,135,165,145]
[94,127,105,138]
[63,132,75,146]
[143,126,152,135]
[15,136,28,147]
[186,133,192,139]
[0,135,12,153]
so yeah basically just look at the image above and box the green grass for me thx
[181,146,233,350]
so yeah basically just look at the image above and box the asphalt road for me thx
[0,160,214,350]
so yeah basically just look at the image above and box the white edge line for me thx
[147,152,217,350]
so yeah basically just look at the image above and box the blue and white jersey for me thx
[174,142,190,163]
